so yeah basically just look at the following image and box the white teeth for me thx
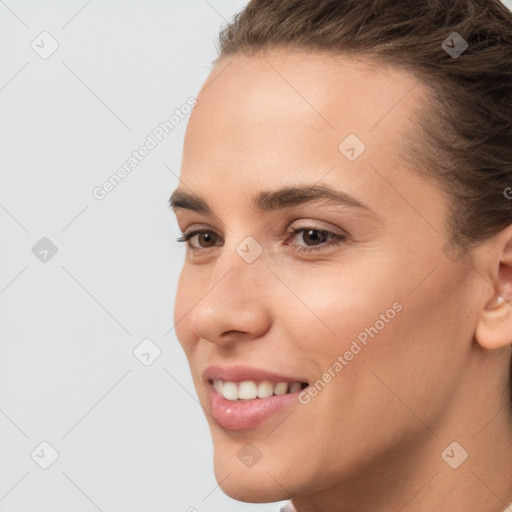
[257,380,274,398]
[222,381,239,401]
[274,382,288,396]
[213,379,224,394]
[214,379,304,400]
[238,381,258,400]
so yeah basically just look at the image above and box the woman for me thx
[170,0,512,510]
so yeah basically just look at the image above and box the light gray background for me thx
[0,1,287,510]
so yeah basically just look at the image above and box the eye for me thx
[175,226,347,254]
[176,228,222,250]
[285,227,347,253]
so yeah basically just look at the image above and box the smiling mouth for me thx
[209,379,309,401]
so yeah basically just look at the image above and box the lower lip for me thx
[208,384,302,431]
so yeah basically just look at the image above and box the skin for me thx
[171,50,512,512]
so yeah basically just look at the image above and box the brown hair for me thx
[214,0,512,403]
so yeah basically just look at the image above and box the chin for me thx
[211,442,296,504]
[213,457,289,503]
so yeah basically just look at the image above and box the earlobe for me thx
[475,291,512,349]
[474,225,512,350]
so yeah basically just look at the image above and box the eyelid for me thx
[289,220,349,238]
[179,223,214,236]
[180,220,348,238]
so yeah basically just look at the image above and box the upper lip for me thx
[203,364,308,384]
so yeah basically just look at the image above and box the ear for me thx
[475,224,512,350]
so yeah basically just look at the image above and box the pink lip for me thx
[207,383,302,430]
[203,364,309,431]
[202,364,307,384]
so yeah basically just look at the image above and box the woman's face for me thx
[171,51,487,502]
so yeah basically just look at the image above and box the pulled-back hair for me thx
[214,0,512,403]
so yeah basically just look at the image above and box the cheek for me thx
[329,263,474,426]
[284,258,467,405]
[281,262,404,357]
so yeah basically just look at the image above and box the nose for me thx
[187,250,272,348]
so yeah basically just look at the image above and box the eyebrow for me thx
[169,184,375,216]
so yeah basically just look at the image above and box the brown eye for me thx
[193,231,218,248]
[287,227,346,253]
[297,229,330,246]
[176,229,222,249]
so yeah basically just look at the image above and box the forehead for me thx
[193,51,420,129]
[184,51,422,162]
[179,50,434,219]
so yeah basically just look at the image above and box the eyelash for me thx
[175,226,347,254]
